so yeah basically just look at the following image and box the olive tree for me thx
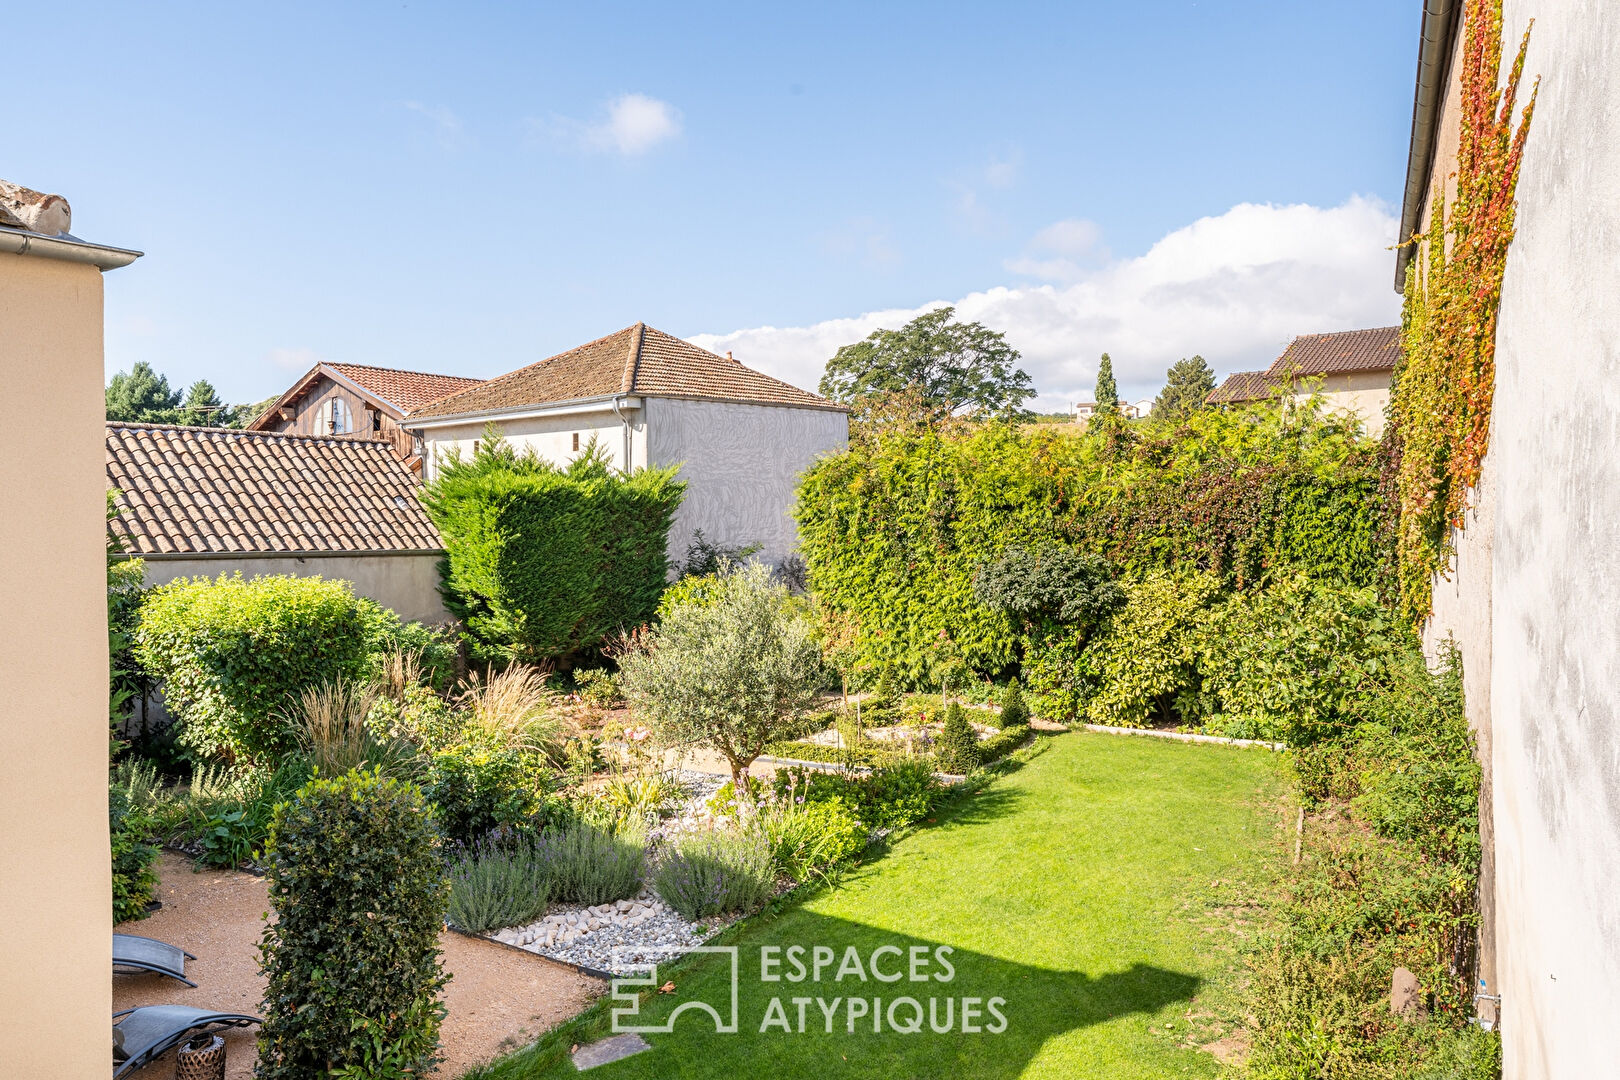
[617,562,823,793]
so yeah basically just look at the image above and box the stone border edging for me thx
[443,922,615,982]
[1080,724,1285,752]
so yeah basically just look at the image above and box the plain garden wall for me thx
[644,398,848,568]
[1485,2,1620,1074]
[0,249,114,1077]
[138,551,452,625]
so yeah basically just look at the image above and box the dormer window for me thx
[317,397,353,435]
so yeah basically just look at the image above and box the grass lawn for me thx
[474,732,1286,1080]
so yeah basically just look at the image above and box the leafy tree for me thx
[819,307,1034,418]
[1152,355,1216,423]
[617,561,823,793]
[105,361,181,424]
[1093,354,1119,416]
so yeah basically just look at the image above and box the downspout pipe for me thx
[1395,0,1460,292]
[610,396,632,474]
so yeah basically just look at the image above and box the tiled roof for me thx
[326,363,485,413]
[1265,326,1402,378]
[106,423,440,555]
[1206,371,1276,404]
[408,323,843,419]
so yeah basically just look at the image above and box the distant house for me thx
[1204,327,1400,436]
[405,322,849,567]
[1070,398,1153,421]
[1206,370,1275,406]
[247,361,483,473]
[106,422,448,624]
[1266,326,1399,436]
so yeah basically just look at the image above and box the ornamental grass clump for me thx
[653,828,776,921]
[257,770,449,1080]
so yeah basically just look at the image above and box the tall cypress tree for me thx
[1094,354,1119,414]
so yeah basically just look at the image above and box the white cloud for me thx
[537,93,683,156]
[265,347,326,374]
[691,197,1402,412]
[404,101,468,150]
[1004,218,1108,283]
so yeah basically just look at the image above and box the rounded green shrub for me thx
[134,574,381,766]
[257,770,448,1080]
[424,736,541,848]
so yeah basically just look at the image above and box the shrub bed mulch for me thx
[114,852,602,1078]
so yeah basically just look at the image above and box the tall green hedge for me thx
[257,770,449,1079]
[134,574,384,766]
[421,435,683,663]
[794,405,1384,687]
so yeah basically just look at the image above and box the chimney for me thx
[0,180,72,237]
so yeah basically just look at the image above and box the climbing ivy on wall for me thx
[1389,0,1537,624]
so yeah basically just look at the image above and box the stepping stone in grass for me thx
[572,1033,652,1071]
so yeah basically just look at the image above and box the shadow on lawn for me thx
[494,910,1203,1080]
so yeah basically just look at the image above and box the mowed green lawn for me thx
[476,733,1285,1080]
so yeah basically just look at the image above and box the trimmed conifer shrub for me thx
[997,680,1030,729]
[257,770,449,1080]
[420,434,684,664]
[935,703,981,775]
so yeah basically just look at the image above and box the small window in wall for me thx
[317,397,353,435]
[472,439,481,456]
[572,432,580,452]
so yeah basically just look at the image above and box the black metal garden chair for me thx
[112,933,197,987]
[112,1005,260,1078]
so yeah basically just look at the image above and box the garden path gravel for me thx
[114,852,601,1078]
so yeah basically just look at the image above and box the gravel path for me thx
[115,852,601,1078]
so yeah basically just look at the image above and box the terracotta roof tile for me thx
[106,423,440,555]
[1206,371,1276,404]
[326,363,485,413]
[408,323,843,419]
[1264,326,1402,378]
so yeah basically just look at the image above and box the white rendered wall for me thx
[644,398,848,568]
[1483,3,1620,1074]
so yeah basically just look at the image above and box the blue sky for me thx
[14,1,1417,411]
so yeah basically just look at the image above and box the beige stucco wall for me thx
[420,406,641,482]
[139,552,452,626]
[1307,370,1391,437]
[0,250,114,1076]
[644,398,849,567]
